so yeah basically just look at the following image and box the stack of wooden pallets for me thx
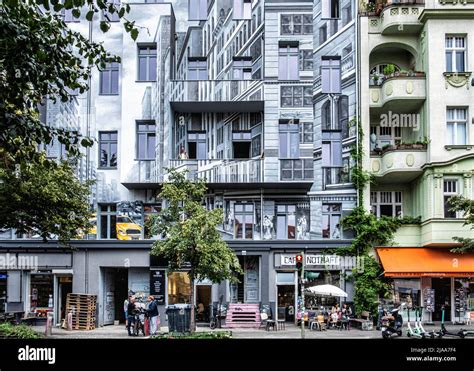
[66,293,97,330]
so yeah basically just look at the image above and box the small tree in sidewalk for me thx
[149,169,242,332]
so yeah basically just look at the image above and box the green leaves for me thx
[448,195,474,254]
[99,21,110,33]
[131,28,139,42]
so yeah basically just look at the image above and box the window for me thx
[322,100,332,131]
[233,57,252,80]
[370,191,403,218]
[299,122,313,143]
[99,131,118,168]
[99,204,117,239]
[338,95,349,138]
[322,138,342,167]
[138,45,157,81]
[188,59,208,80]
[444,180,460,218]
[280,86,312,107]
[168,272,191,304]
[321,57,341,94]
[342,4,352,26]
[446,108,467,145]
[100,62,119,95]
[276,205,296,239]
[279,120,300,158]
[281,14,313,35]
[370,125,401,151]
[30,274,54,310]
[235,203,254,239]
[103,0,120,22]
[233,0,251,20]
[319,24,328,45]
[189,0,207,21]
[279,43,299,80]
[300,50,313,71]
[445,36,466,73]
[136,122,156,160]
[322,0,340,19]
[322,204,341,239]
[280,159,313,180]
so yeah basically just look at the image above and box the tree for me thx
[150,169,243,332]
[0,0,138,241]
[449,195,474,254]
[0,153,93,244]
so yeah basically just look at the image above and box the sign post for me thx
[295,252,305,339]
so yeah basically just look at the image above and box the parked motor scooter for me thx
[381,306,403,339]
[439,305,465,338]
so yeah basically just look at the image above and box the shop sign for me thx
[280,254,341,267]
[150,270,166,305]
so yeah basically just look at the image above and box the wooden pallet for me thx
[66,294,97,330]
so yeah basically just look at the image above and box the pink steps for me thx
[223,303,261,328]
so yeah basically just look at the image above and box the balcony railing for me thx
[168,158,263,183]
[322,167,352,189]
[360,0,424,15]
[123,160,158,185]
[169,80,264,103]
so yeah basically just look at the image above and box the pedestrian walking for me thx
[146,295,159,336]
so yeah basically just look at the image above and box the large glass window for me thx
[280,86,312,107]
[370,191,403,218]
[447,108,467,145]
[279,120,300,158]
[99,204,117,239]
[276,205,296,240]
[99,131,118,168]
[168,272,191,304]
[188,59,208,80]
[279,44,299,80]
[280,159,313,181]
[30,274,54,311]
[100,62,119,95]
[322,0,340,19]
[233,58,252,80]
[138,45,157,81]
[299,50,313,71]
[281,14,313,35]
[321,57,341,94]
[136,122,156,160]
[235,203,254,239]
[445,36,466,73]
[444,179,460,218]
[322,204,341,239]
[299,122,314,144]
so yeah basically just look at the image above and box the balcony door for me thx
[188,131,206,159]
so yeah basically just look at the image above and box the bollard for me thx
[45,312,54,337]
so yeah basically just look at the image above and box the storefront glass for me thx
[30,273,54,317]
[168,272,191,304]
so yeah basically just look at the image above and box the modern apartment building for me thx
[359,0,474,323]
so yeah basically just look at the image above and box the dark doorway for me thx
[277,285,295,322]
[59,277,72,323]
[114,268,128,324]
[196,285,212,322]
[432,278,451,321]
[233,142,251,159]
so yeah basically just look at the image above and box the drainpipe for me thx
[355,0,361,208]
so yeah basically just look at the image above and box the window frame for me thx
[446,107,468,145]
[322,203,342,239]
[443,179,461,218]
[280,14,313,35]
[136,121,157,160]
[370,191,403,218]
[280,85,312,108]
[137,44,157,82]
[98,131,118,169]
[445,35,466,73]
[99,62,120,95]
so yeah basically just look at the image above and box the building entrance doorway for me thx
[103,268,128,325]
[432,278,451,322]
[277,285,295,322]
[57,276,72,325]
[196,285,212,322]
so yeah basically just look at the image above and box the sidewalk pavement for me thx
[31,322,474,339]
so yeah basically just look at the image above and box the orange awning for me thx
[376,248,474,277]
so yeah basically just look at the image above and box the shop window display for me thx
[30,273,54,317]
[168,272,191,304]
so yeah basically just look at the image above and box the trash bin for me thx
[166,304,192,333]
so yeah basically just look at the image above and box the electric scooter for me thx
[439,305,465,338]
[406,307,425,338]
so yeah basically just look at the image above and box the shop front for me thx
[377,248,474,324]
[274,252,350,324]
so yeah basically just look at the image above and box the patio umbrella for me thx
[306,284,348,298]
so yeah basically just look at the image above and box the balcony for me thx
[169,80,264,113]
[394,220,473,247]
[370,144,427,183]
[366,3,425,35]
[369,75,426,113]
[322,167,352,190]
[168,158,263,185]
[122,160,159,189]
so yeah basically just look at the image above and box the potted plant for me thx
[372,74,379,85]
[366,2,376,14]
[413,141,424,149]
[383,64,396,77]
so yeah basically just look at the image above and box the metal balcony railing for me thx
[168,158,263,183]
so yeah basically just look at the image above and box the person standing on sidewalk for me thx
[146,295,159,336]
[127,296,137,336]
